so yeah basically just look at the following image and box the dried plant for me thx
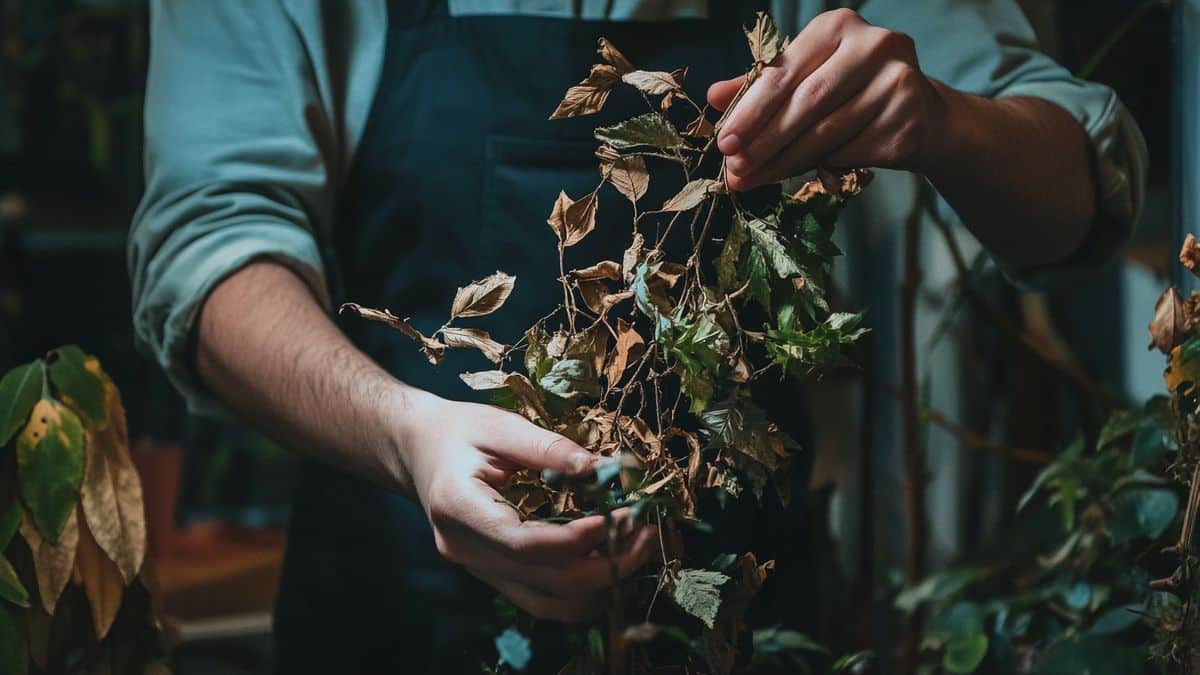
[344,13,869,675]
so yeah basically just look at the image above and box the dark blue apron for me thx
[273,3,813,673]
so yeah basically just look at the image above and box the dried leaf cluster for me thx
[0,346,158,674]
[346,13,869,675]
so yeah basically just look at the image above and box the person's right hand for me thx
[398,392,659,622]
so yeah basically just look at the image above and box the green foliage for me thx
[16,399,85,542]
[46,346,108,428]
[594,113,685,150]
[0,363,44,448]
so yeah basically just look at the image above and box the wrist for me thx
[379,382,444,496]
[908,78,971,178]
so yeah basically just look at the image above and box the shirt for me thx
[127,0,1148,417]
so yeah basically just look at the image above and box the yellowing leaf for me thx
[47,346,108,428]
[1182,233,1200,278]
[549,64,620,120]
[0,555,29,608]
[597,146,648,204]
[74,511,124,639]
[80,382,145,584]
[18,399,85,542]
[1165,343,1200,395]
[459,370,509,390]
[340,304,446,364]
[0,361,44,446]
[744,11,784,66]
[440,327,507,364]
[450,271,516,319]
[607,319,646,386]
[621,70,681,96]
[547,191,599,247]
[1149,287,1187,354]
[661,179,721,212]
[21,507,78,615]
[597,38,635,75]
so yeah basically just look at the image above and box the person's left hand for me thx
[708,8,948,192]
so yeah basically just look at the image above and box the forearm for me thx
[195,260,423,493]
[918,82,1098,267]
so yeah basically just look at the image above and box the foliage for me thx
[344,13,869,675]
[0,347,165,673]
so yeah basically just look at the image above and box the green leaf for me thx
[716,216,747,291]
[47,346,107,427]
[1109,487,1178,546]
[832,652,874,673]
[926,602,984,644]
[0,602,26,675]
[16,399,86,541]
[1061,581,1091,610]
[753,628,828,655]
[0,362,44,447]
[1035,636,1144,675]
[495,627,532,671]
[672,569,729,629]
[745,216,802,278]
[538,359,601,400]
[0,556,29,608]
[895,567,994,613]
[0,497,17,552]
[1088,603,1143,636]
[741,246,771,309]
[1129,426,1172,469]
[594,113,684,150]
[942,633,988,674]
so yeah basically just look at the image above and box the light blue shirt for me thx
[128,0,1148,415]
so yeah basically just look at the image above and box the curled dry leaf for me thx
[339,303,446,364]
[451,271,516,319]
[21,507,79,615]
[661,179,722,212]
[440,327,507,364]
[1149,287,1187,354]
[74,510,124,639]
[744,11,784,66]
[622,70,682,96]
[547,190,599,247]
[570,260,622,281]
[597,38,635,75]
[1181,233,1200,278]
[81,382,145,584]
[549,64,620,120]
[606,319,646,386]
[791,168,874,203]
[459,370,508,390]
[504,373,551,423]
[622,232,646,283]
[597,146,649,204]
[577,279,611,314]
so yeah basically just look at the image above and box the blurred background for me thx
[0,0,1189,672]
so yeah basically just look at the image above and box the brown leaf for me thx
[791,168,873,202]
[1149,287,1187,354]
[661,179,721,212]
[1182,233,1200,278]
[577,279,611,314]
[597,38,635,75]
[459,370,509,390]
[21,507,78,615]
[549,64,620,120]
[621,70,682,96]
[340,304,446,364]
[547,191,599,247]
[450,271,516,319]
[622,232,645,282]
[74,510,124,639]
[570,260,622,281]
[596,147,649,204]
[440,327,506,364]
[684,114,715,139]
[606,319,646,386]
[503,373,550,423]
[80,382,145,585]
[744,11,784,65]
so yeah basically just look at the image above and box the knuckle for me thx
[822,8,861,31]
[758,65,793,93]
[795,74,831,104]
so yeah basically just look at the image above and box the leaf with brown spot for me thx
[597,38,635,75]
[661,179,721,212]
[80,382,145,584]
[1182,233,1200,278]
[549,64,620,120]
[74,511,124,639]
[340,304,446,364]
[440,327,506,364]
[1149,287,1187,354]
[596,147,649,204]
[21,508,78,615]
[606,319,646,386]
[547,191,599,247]
[450,271,516,319]
[17,399,85,542]
[621,70,682,96]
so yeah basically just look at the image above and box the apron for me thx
[273,3,814,673]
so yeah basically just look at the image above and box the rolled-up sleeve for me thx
[859,0,1148,283]
[129,1,351,415]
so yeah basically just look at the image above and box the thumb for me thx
[707,76,743,112]
[480,410,596,476]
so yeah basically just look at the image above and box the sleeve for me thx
[127,0,383,416]
[857,0,1149,285]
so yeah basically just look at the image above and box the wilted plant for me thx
[345,13,869,675]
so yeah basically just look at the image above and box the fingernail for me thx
[719,133,742,155]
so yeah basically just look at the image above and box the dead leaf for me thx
[597,147,649,204]
[74,510,124,639]
[1149,287,1187,354]
[597,38,635,75]
[661,179,720,212]
[791,168,872,202]
[621,70,681,96]
[80,382,145,584]
[504,373,550,423]
[459,370,509,390]
[450,271,516,319]
[684,114,715,139]
[622,232,645,282]
[660,68,689,111]
[340,304,446,364]
[547,191,599,247]
[440,327,506,364]
[570,260,622,282]
[549,64,620,120]
[744,11,784,65]
[577,279,610,314]
[606,319,646,385]
[21,507,78,615]
[1182,233,1200,278]
[1166,344,1200,395]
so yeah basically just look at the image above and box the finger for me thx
[474,409,596,476]
[825,71,925,170]
[469,566,601,623]
[727,70,890,191]
[717,9,863,156]
[727,28,889,177]
[707,77,743,112]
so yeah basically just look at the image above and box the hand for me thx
[398,392,658,622]
[708,8,948,191]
